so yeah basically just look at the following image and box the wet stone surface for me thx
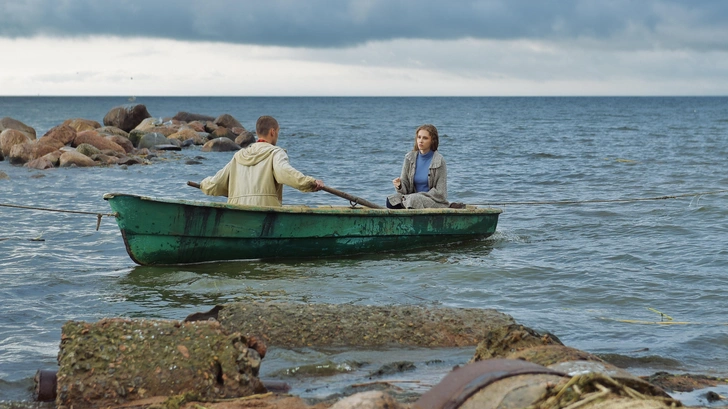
[644,372,728,393]
[218,302,516,348]
[56,318,265,408]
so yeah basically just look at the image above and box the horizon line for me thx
[1,95,726,98]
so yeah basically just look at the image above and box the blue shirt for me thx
[414,150,434,193]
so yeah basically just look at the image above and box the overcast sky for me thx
[1,0,726,96]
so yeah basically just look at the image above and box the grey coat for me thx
[387,150,449,209]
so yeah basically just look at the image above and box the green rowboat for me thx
[104,193,502,265]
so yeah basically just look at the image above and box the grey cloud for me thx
[1,0,726,50]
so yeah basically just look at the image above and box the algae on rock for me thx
[219,302,515,348]
[56,318,265,409]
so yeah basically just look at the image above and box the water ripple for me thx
[2,96,728,401]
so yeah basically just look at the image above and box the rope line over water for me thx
[1,189,725,219]
[472,189,728,207]
[0,202,117,231]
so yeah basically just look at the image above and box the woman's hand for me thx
[393,177,401,190]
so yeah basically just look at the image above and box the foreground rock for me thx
[56,318,265,408]
[473,324,673,398]
[331,391,403,409]
[645,372,728,393]
[416,360,682,409]
[431,323,680,408]
[217,302,516,348]
[22,303,725,409]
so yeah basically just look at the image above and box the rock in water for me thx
[218,301,515,348]
[56,318,265,408]
[103,104,152,132]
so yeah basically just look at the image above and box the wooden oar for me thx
[186,181,384,209]
[320,186,384,209]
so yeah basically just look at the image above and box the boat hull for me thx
[104,193,502,265]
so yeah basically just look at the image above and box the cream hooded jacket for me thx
[200,142,317,207]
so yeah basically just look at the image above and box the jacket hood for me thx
[234,142,279,166]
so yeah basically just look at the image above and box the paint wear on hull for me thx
[104,193,502,265]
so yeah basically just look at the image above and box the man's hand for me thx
[314,179,325,191]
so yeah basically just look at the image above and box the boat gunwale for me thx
[103,193,503,216]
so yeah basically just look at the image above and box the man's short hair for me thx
[256,116,279,136]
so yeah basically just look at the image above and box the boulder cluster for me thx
[38,302,695,409]
[0,105,256,170]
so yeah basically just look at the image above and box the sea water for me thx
[1,96,727,404]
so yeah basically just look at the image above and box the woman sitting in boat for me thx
[386,124,449,209]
